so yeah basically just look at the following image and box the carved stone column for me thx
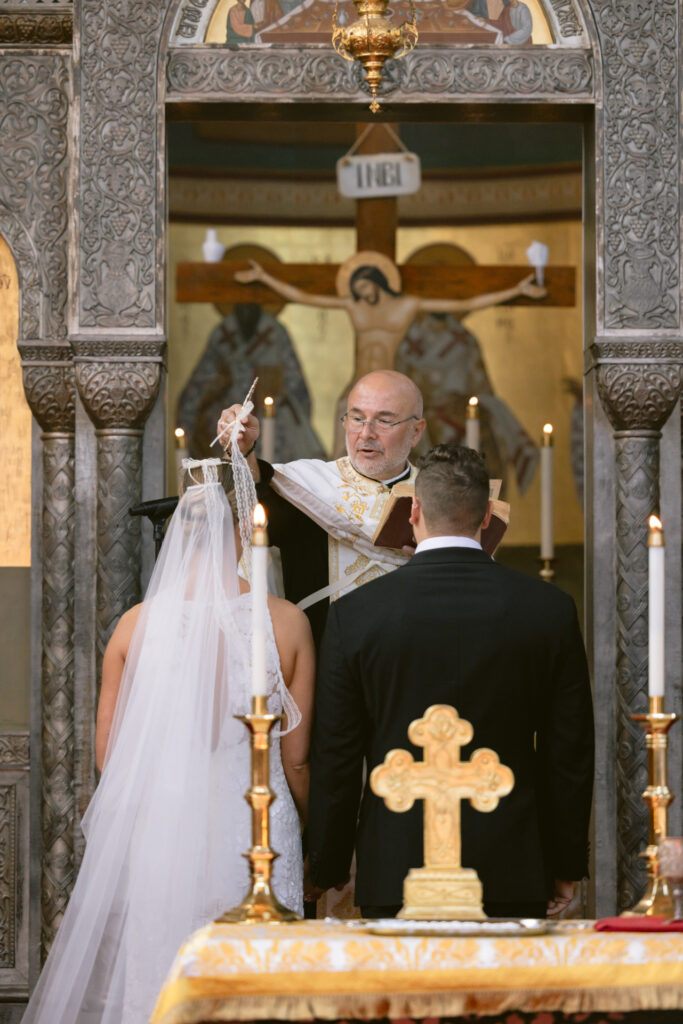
[20,344,76,960]
[595,342,681,912]
[73,341,163,674]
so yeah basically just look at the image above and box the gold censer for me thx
[332,0,418,113]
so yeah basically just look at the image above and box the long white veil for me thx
[23,456,301,1024]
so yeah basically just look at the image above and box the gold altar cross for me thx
[370,704,514,919]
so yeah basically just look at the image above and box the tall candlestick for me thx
[261,396,276,464]
[465,396,480,452]
[648,515,665,699]
[174,427,187,493]
[251,504,269,698]
[540,423,554,561]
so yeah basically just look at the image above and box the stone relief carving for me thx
[0,56,69,341]
[592,0,679,329]
[78,0,165,329]
[596,357,681,911]
[0,210,41,340]
[21,351,76,958]
[166,47,593,103]
[0,12,71,43]
[20,344,76,433]
[0,736,29,769]
[0,784,17,968]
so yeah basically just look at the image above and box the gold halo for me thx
[405,242,476,268]
[215,243,285,317]
[335,250,402,298]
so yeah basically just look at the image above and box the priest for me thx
[217,370,426,649]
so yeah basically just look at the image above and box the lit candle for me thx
[648,514,665,698]
[540,423,554,560]
[465,396,480,452]
[251,504,269,698]
[174,427,187,494]
[261,396,276,463]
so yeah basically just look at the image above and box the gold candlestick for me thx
[623,696,678,916]
[216,695,301,924]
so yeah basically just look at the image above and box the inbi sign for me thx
[336,151,421,199]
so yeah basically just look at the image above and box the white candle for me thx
[251,503,269,698]
[465,396,480,452]
[261,396,276,463]
[174,427,187,494]
[540,423,554,560]
[648,515,665,698]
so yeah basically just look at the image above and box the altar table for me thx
[151,919,683,1024]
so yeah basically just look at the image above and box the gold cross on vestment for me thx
[370,704,514,919]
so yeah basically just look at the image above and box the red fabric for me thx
[595,915,683,931]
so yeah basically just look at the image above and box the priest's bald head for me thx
[411,443,492,542]
[343,371,426,481]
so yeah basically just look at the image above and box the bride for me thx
[22,452,315,1024]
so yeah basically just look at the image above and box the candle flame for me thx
[264,396,274,407]
[174,427,185,439]
[253,503,267,528]
[468,396,479,407]
[542,423,553,435]
[649,514,663,531]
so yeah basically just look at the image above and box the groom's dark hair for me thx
[416,444,490,537]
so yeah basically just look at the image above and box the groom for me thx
[306,444,594,918]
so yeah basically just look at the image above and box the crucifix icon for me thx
[370,704,514,919]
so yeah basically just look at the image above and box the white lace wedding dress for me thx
[22,463,303,1024]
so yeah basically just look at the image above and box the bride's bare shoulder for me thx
[267,594,310,636]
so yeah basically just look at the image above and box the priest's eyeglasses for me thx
[341,413,419,433]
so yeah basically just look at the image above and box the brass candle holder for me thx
[216,695,301,924]
[623,696,678,917]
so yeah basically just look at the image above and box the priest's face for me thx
[344,372,426,480]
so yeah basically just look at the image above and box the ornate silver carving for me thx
[597,358,681,911]
[0,56,69,341]
[0,784,17,968]
[592,0,679,328]
[78,0,165,328]
[0,11,71,42]
[166,46,593,103]
[74,341,163,689]
[21,349,76,959]
[546,0,581,39]
[0,736,29,769]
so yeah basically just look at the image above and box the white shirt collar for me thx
[415,535,482,554]
[378,463,411,486]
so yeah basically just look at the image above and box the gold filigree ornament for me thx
[332,0,418,113]
[370,704,514,919]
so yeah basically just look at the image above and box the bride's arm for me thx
[273,600,315,822]
[95,605,141,771]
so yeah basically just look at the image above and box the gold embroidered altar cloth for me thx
[151,919,683,1024]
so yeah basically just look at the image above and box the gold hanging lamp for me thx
[332,0,418,113]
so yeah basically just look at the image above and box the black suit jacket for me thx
[308,546,594,908]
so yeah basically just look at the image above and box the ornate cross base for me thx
[399,866,485,920]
